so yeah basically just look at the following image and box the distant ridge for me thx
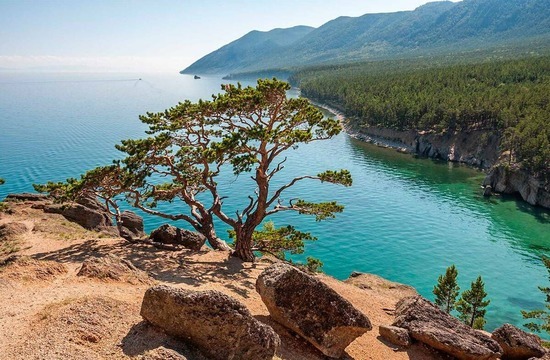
[181,25,315,75]
[181,0,550,75]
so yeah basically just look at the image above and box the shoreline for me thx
[307,97,550,210]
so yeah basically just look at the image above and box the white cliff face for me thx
[483,165,550,209]
[345,124,550,209]
[346,124,500,169]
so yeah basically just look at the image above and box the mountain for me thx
[182,25,315,75]
[181,0,550,75]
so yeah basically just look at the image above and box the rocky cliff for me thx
[346,123,501,170]
[483,165,550,208]
[345,123,550,209]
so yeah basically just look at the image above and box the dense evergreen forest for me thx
[290,56,550,176]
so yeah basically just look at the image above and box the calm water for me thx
[1,72,549,332]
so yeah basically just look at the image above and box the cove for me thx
[0,72,548,332]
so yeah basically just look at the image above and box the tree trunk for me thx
[208,237,232,251]
[233,226,255,262]
[198,220,232,251]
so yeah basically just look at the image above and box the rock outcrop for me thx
[483,165,550,209]
[379,325,412,347]
[345,271,417,299]
[256,262,372,358]
[393,295,502,360]
[140,285,280,360]
[118,210,145,241]
[149,224,205,250]
[491,323,546,360]
[43,196,113,230]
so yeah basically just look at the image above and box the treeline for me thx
[290,56,550,175]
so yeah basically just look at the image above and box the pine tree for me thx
[456,276,490,329]
[433,265,460,313]
[522,256,550,334]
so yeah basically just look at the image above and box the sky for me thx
[0,0,462,73]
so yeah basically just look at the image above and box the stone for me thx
[483,185,493,197]
[379,325,412,347]
[140,285,279,360]
[149,224,205,251]
[492,323,546,360]
[118,210,145,240]
[141,347,188,360]
[5,193,48,202]
[393,296,502,360]
[256,262,372,358]
[43,196,112,230]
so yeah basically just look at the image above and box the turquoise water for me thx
[1,72,549,332]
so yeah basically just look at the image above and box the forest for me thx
[290,56,550,176]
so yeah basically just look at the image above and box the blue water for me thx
[1,72,549,332]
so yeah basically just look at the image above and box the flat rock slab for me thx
[141,285,280,360]
[492,323,546,360]
[393,295,502,360]
[43,196,113,230]
[256,262,372,358]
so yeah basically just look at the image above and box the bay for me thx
[0,72,548,332]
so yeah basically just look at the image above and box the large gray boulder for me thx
[492,323,546,360]
[140,285,280,360]
[43,196,112,230]
[256,262,372,358]
[393,296,502,360]
[149,224,205,250]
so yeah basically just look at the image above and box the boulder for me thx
[43,196,112,230]
[492,323,546,360]
[393,296,502,360]
[5,193,48,202]
[379,325,412,347]
[141,347,187,360]
[140,285,279,360]
[118,210,145,240]
[149,224,205,250]
[256,262,372,358]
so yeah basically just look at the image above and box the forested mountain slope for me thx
[182,0,550,75]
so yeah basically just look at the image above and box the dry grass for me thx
[0,256,68,281]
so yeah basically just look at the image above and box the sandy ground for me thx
[0,200,449,360]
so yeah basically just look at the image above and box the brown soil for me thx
[0,201,447,360]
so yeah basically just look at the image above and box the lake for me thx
[0,72,549,332]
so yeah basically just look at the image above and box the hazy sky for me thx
[0,0,461,72]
